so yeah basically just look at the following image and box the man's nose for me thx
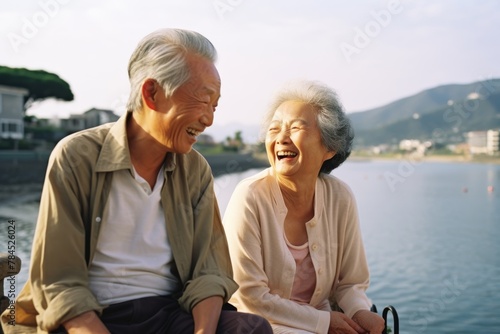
[200,106,214,127]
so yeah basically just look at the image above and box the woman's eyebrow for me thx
[288,118,308,125]
[270,118,308,125]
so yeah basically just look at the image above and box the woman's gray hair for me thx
[261,80,354,173]
[126,28,217,112]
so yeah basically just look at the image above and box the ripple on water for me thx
[0,201,38,288]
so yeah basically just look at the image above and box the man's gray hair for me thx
[261,80,354,173]
[126,28,217,112]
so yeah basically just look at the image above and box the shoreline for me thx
[3,152,498,207]
[349,153,500,165]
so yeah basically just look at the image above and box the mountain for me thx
[349,79,500,146]
[205,79,500,146]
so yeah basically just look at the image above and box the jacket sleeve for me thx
[28,139,103,331]
[177,156,238,311]
[223,180,331,334]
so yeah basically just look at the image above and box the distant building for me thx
[60,108,120,133]
[0,85,28,139]
[399,139,421,151]
[450,143,470,155]
[466,130,500,155]
[372,144,390,155]
[487,130,500,154]
[399,139,432,157]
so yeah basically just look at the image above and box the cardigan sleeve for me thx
[223,179,331,334]
[332,185,373,318]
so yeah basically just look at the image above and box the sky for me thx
[1,0,500,142]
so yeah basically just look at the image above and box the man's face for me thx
[149,54,221,154]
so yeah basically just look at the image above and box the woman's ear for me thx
[141,79,159,110]
[324,150,336,161]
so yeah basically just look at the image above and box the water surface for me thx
[1,160,499,333]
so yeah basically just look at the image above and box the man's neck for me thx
[127,112,168,188]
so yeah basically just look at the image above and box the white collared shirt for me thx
[89,165,180,305]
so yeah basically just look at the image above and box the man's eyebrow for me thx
[202,86,218,94]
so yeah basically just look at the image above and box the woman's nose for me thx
[276,128,290,144]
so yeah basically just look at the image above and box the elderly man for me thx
[1,29,272,334]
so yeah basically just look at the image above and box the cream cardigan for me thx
[223,168,372,333]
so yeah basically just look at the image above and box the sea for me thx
[1,160,499,334]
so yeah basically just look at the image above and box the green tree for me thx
[234,130,243,145]
[0,65,74,111]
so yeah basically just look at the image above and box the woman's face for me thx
[265,100,335,180]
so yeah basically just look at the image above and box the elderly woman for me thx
[223,81,384,334]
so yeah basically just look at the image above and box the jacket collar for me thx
[95,113,132,172]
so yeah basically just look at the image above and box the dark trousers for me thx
[53,296,272,334]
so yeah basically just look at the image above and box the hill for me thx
[349,79,500,146]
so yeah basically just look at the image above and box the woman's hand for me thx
[328,311,367,334]
[352,309,385,334]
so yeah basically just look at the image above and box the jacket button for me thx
[95,217,101,223]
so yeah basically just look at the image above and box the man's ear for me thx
[141,79,159,110]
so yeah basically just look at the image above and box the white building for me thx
[466,130,500,155]
[60,108,120,132]
[486,130,500,155]
[0,85,28,139]
[399,139,421,151]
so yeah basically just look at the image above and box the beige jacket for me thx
[223,168,372,334]
[1,114,237,333]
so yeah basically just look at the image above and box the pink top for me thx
[285,233,317,304]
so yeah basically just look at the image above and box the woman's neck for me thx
[278,175,316,218]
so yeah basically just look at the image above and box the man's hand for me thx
[352,309,385,334]
[328,311,367,334]
[63,311,110,334]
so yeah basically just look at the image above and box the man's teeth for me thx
[187,128,201,136]
[277,151,297,159]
